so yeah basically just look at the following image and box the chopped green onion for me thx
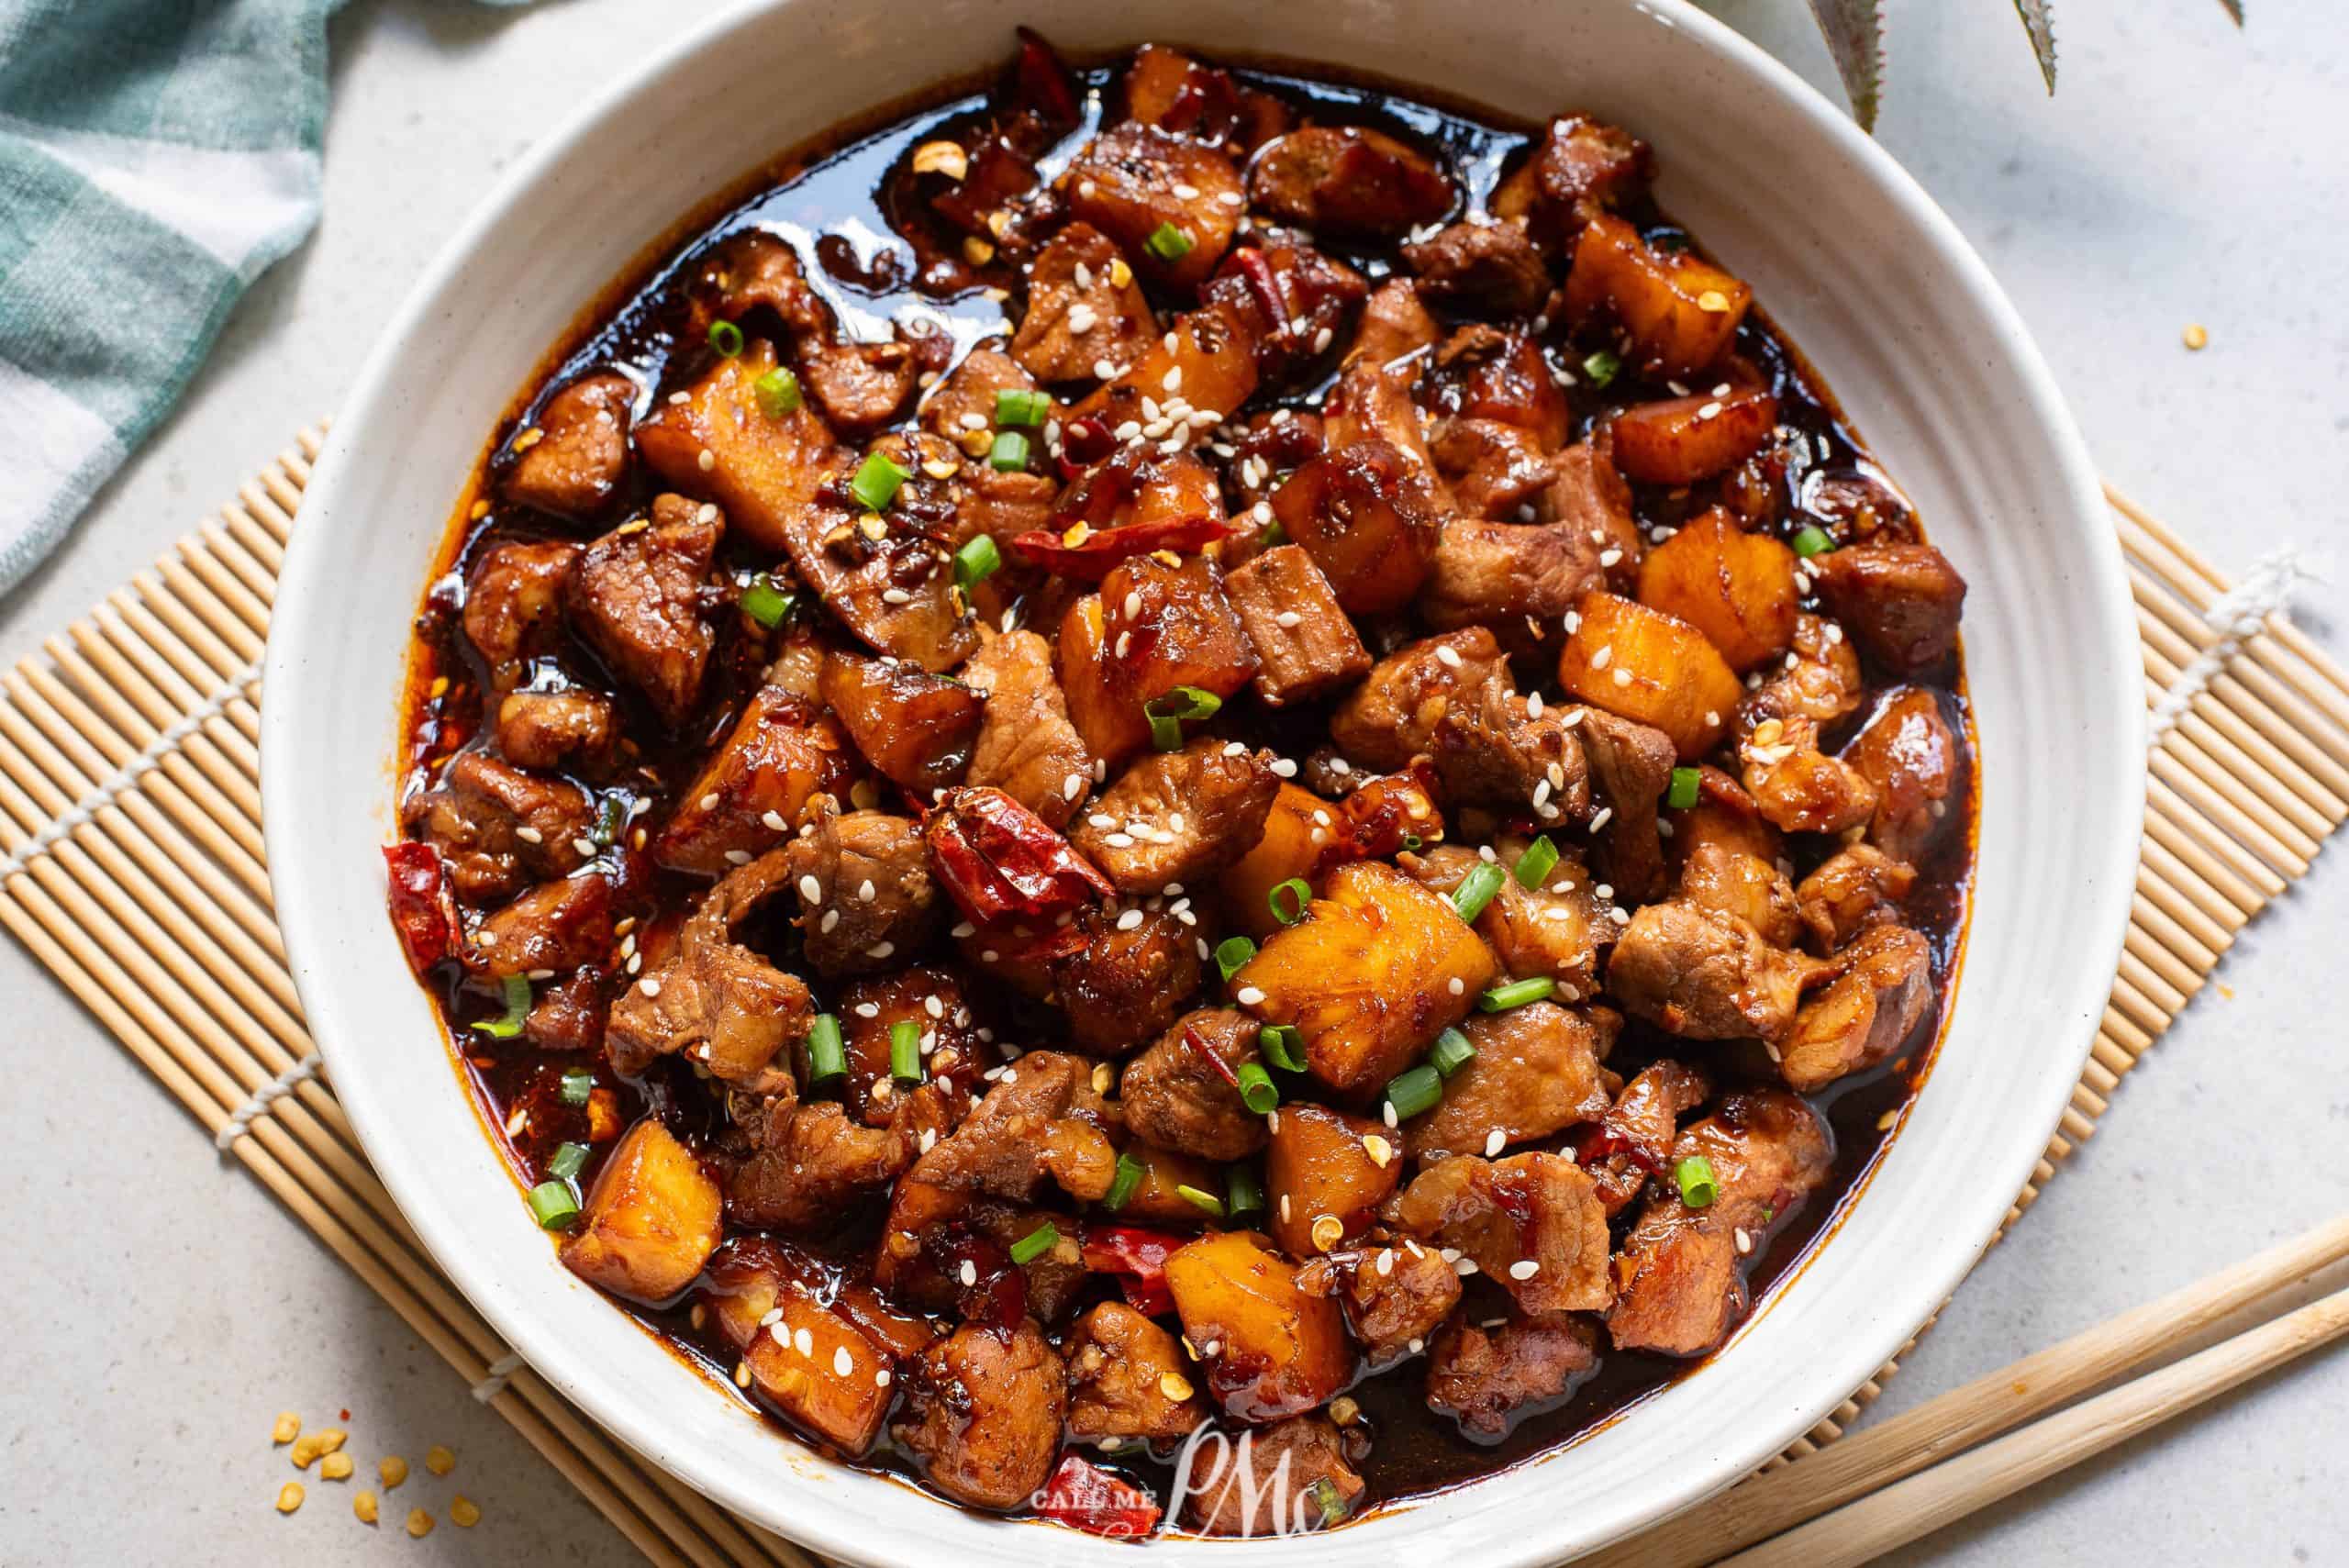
[1308,1476,1354,1527]
[988,430,1031,473]
[1429,1026,1476,1079]
[1266,877,1310,928]
[953,533,1001,593]
[1257,1024,1306,1073]
[1225,1164,1265,1219]
[1400,832,1423,852]
[547,1140,590,1182]
[1215,936,1257,984]
[889,1019,922,1083]
[591,795,628,847]
[994,388,1050,428]
[559,1069,595,1106]
[1234,1061,1279,1116]
[1581,349,1622,387]
[1666,765,1702,809]
[1383,1063,1443,1122]
[1675,1154,1720,1208]
[753,365,802,418]
[1478,976,1556,1012]
[708,318,744,357]
[1512,835,1560,890]
[849,450,910,514]
[1143,685,1222,752]
[1008,1220,1060,1265]
[740,573,792,629]
[1791,524,1835,559]
[471,973,533,1039]
[1653,230,1691,252]
[1104,1152,1145,1211]
[1175,1183,1226,1218]
[1452,861,1506,924]
[1259,518,1287,548]
[1144,222,1195,262]
[806,1014,846,1083]
[527,1181,581,1229]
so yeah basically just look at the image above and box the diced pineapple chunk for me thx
[1163,1231,1353,1421]
[1264,1103,1401,1257]
[1216,783,1339,940]
[705,1241,901,1454]
[1558,591,1743,762]
[1058,593,1149,771]
[1562,214,1752,380]
[1233,861,1496,1094]
[1636,506,1799,672]
[559,1120,723,1304]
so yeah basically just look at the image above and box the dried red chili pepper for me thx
[383,841,461,974]
[1181,1022,1242,1090]
[1033,1453,1162,1539]
[1080,1224,1187,1318]
[926,786,1114,926]
[1009,514,1233,582]
[1319,758,1445,873]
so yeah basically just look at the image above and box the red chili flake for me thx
[925,786,1113,926]
[1180,1023,1241,1090]
[1008,27,1080,132]
[1080,1224,1187,1312]
[383,841,461,973]
[1034,1453,1162,1539]
[1056,414,1116,471]
[1009,514,1233,582]
[1318,758,1444,874]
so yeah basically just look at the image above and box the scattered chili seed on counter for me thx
[354,1489,380,1525]
[275,1483,304,1515]
[271,1411,301,1445]
[407,1507,435,1538]
[379,1454,408,1488]
[451,1496,484,1528]
[319,1451,354,1482]
[424,1444,456,1477]
[2183,323,2210,350]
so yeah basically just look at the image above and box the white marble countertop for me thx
[2,0,2343,1562]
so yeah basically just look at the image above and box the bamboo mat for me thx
[1,424,2343,1568]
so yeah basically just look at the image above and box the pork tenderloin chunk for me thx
[1779,924,1933,1092]
[907,1050,1117,1204]
[1222,545,1372,707]
[781,806,940,977]
[565,495,723,728]
[963,629,1093,828]
[1605,898,1816,1043]
[1401,1000,1616,1162]
[1391,1152,1613,1315]
[1179,1415,1364,1537]
[462,539,578,677]
[1011,221,1159,383]
[1067,739,1279,894]
[1119,1007,1267,1162]
[1426,1313,1601,1442]
[894,1319,1067,1511]
[503,371,633,519]
[604,850,809,1095]
[1065,1301,1208,1441]
[1051,903,1204,1055]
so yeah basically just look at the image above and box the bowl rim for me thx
[262,0,2143,1561]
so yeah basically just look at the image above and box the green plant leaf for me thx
[2011,0,2058,93]
[1806,0,1887,132]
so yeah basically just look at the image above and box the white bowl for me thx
[262,1,2143,1562]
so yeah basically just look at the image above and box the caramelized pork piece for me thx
[1745,610,1867,728]
[651,685,857,876]
[522,969,607,1053]
[1067,738,1278,894]
[836,967,992,1126]
[495,689,616,773]
[1812,539,1968,674]
[1234,862,1497,1095]
[818,649,983,795]
[780,806,939,977]
[725,1096,922,1232]
[1222,544,1373,706]
[908,1050,1118,1203]
[1065,1301,1208,1441]
[1204,239,1368,385]
[1562,213,1751,380]
[1557,590,1742,762]
[605,851,809,1094]
[920,347,1051,441]
[1180,1414,1364,1537]
[1582,1059,1711,1216]
[1427,323,1571,451]
[1429,671,1589,817]
[565,495,723,728]
[1780,924,1933,1092]
[401,750,595,906]
[461,862,631,981]
[1429,418,1560,520]
[1164,1231,1355,1422]
[1121,41,1292,152]
[1063,123,1245,290]
[1605,898,1814,1043]
[560,1119,722,1303]
[1120,1007,1267,1162]
[1012,221,1159,383]
[1248,124,1455,237]
[1422,519,1601,661]
[1795,843,1917,953]
[1080,295,1262,449]
[1348,275,1442,367]
[1268,439,1446,617]
[1051,903,1204,1055]
[1673,788,1801,950]
[1739,712,1879,837]
[1427,1314,1600,1442]
[1264,1102,1401,1257]
[1394,1152,1613,1314]
[895,1319,1067,1510]
[1608,1091,1832,1356]
[1404,217,1552,316]
[1843,685,1962,862]
[704,1238,919,1453]
[1490,112,1653,246]
[962,629,1093,828]
[1319,355,1442,484]
[1572,703,1677,902]
[1400,1000,1615,1162]
[1330,628,1512,772]
[1403,842,1614,997]
[1302,1240,1462,1367]
[699,230,936,434]
[1540,436,1643,592]
[462,539,578,679]
[503,371,633,519]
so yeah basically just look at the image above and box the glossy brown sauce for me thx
[396,44,1976,1529]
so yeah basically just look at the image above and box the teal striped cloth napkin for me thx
[0,0,519,596]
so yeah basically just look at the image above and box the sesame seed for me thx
[1270,758,1297,778]
[1435,644,1464,670]
[572,837,597,857]
[1508,1260,1541,1281]
[1094,358,1118,380]
[1734,1228,1754,1256]
[516,826,543,845]
[1527,692,1544,717]
[1612,667,1632,688]
[1375,1249,1396,1277]
[1591,644,1613,670]
[1447,976,1465,995]
[1116,908,1145,931]
[639,977,661,997]
[960,1260,978,1286]
[820,908,841,933]
[724,849,753,865]
[696,449,715,473]
[1235,985,1265,1006]
[1590,806,1615,831]
[1067,303,1097,333]
[762,810,788,832]
[1162,367,1182,393]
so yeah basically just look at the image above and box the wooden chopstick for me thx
[1586,1213,2349,1567]
[1720,1282,2349,1566]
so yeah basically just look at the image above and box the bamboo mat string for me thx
[0,428,2339,1568]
